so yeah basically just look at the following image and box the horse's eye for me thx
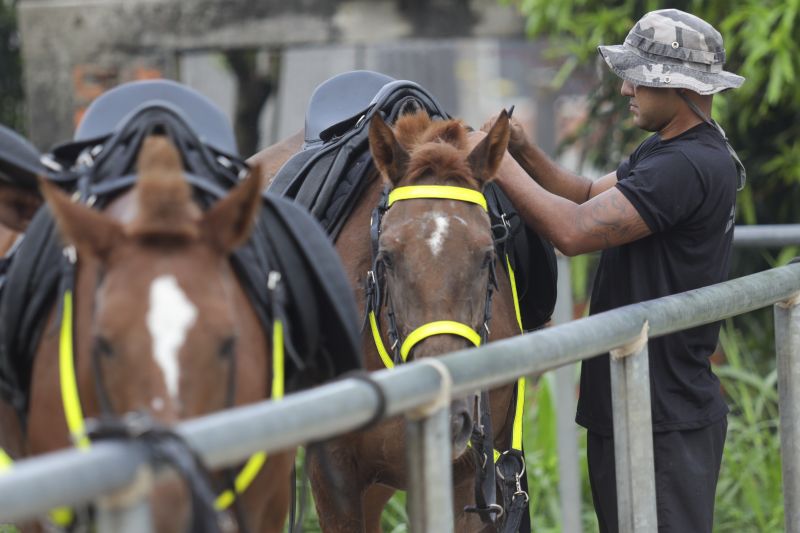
[219,336,237,359]
[481,251,495,269]
[378,251,394,269]
[93,336,114,358]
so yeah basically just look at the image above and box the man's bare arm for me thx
[481,116,618,202]
[495,152,651,256]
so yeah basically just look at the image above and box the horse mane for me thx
[128,135,200,240]
[392,111,479,189]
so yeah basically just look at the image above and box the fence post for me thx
[609,321,657,533]
[406,360,455,533]
[95,464,154,533]
[776,292,800,533]
[553,254,583,533]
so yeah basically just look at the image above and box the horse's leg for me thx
[307,439,366,533]
[362,484,395,533]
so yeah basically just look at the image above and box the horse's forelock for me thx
[405,143,478,189]
[419,120,468,149]
[392,112,469,151]
[390,113,478,187]
[128,136,200,240]
[392,111,433,148]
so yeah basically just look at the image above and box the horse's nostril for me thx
[451,411,473,457]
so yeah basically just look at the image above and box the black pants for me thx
[587,416,727,533]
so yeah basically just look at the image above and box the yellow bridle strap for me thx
[505,256,523,332]
[388,186,488,211]
[214,451,268,510]
[512,377,525,451]
[58,285,283,512]
[400,320,481,362]
[505,256,525,452]
[271,319,285,400]
[215,318,286,510]
[0,448,12,472]
[59,290,90,450]
[369,310,396,369]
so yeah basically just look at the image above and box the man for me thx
[483,9,745,532]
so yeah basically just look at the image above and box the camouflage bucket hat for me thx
[597,9,745,95]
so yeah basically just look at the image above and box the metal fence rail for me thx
[734,224,800,247]
[1,261,799,532]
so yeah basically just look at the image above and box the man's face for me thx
[620,80,680,133]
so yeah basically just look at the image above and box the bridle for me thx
[364,181,533,531]
[49,238,290,531]
[364,184,499,369]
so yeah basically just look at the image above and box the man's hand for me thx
[481,113,529,155]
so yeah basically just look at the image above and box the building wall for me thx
[18,0,592,167]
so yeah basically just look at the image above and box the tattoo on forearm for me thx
[574,191,650,248]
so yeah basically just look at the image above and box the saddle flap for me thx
[304,70,395,146]
[0,125,47,189]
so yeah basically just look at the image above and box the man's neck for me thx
[659,114,705,140]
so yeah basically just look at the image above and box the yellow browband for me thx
[388,185,488,211]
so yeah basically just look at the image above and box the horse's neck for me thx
[334,171,384,318]
[0,224,21,257]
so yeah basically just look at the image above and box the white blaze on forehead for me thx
[146,275,198,401]
[427,215,450,257]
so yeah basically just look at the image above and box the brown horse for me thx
[18,135,293,532]
[251,110,522,532]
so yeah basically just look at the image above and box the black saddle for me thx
[0,124,48,190]
[305,70,396,147]
[0,80,364,420]
[269,71,450,238]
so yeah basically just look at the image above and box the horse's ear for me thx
[200,161,264,254]
[467,109,510,184]
[0,183,42,232]
[39,179,123,261]
[369,114,409,185]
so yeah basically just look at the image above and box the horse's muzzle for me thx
[450,397,473,458]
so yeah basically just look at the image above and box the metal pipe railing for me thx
[734,224,800,247]
[0,261,799,530]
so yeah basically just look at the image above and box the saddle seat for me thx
[0,124,46,190]
[304,70,395,147]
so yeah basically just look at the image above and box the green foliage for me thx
[714,322,784,531]
[0,0,24,132]
[505,0,800,233]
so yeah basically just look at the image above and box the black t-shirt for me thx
[575,122,737,436]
